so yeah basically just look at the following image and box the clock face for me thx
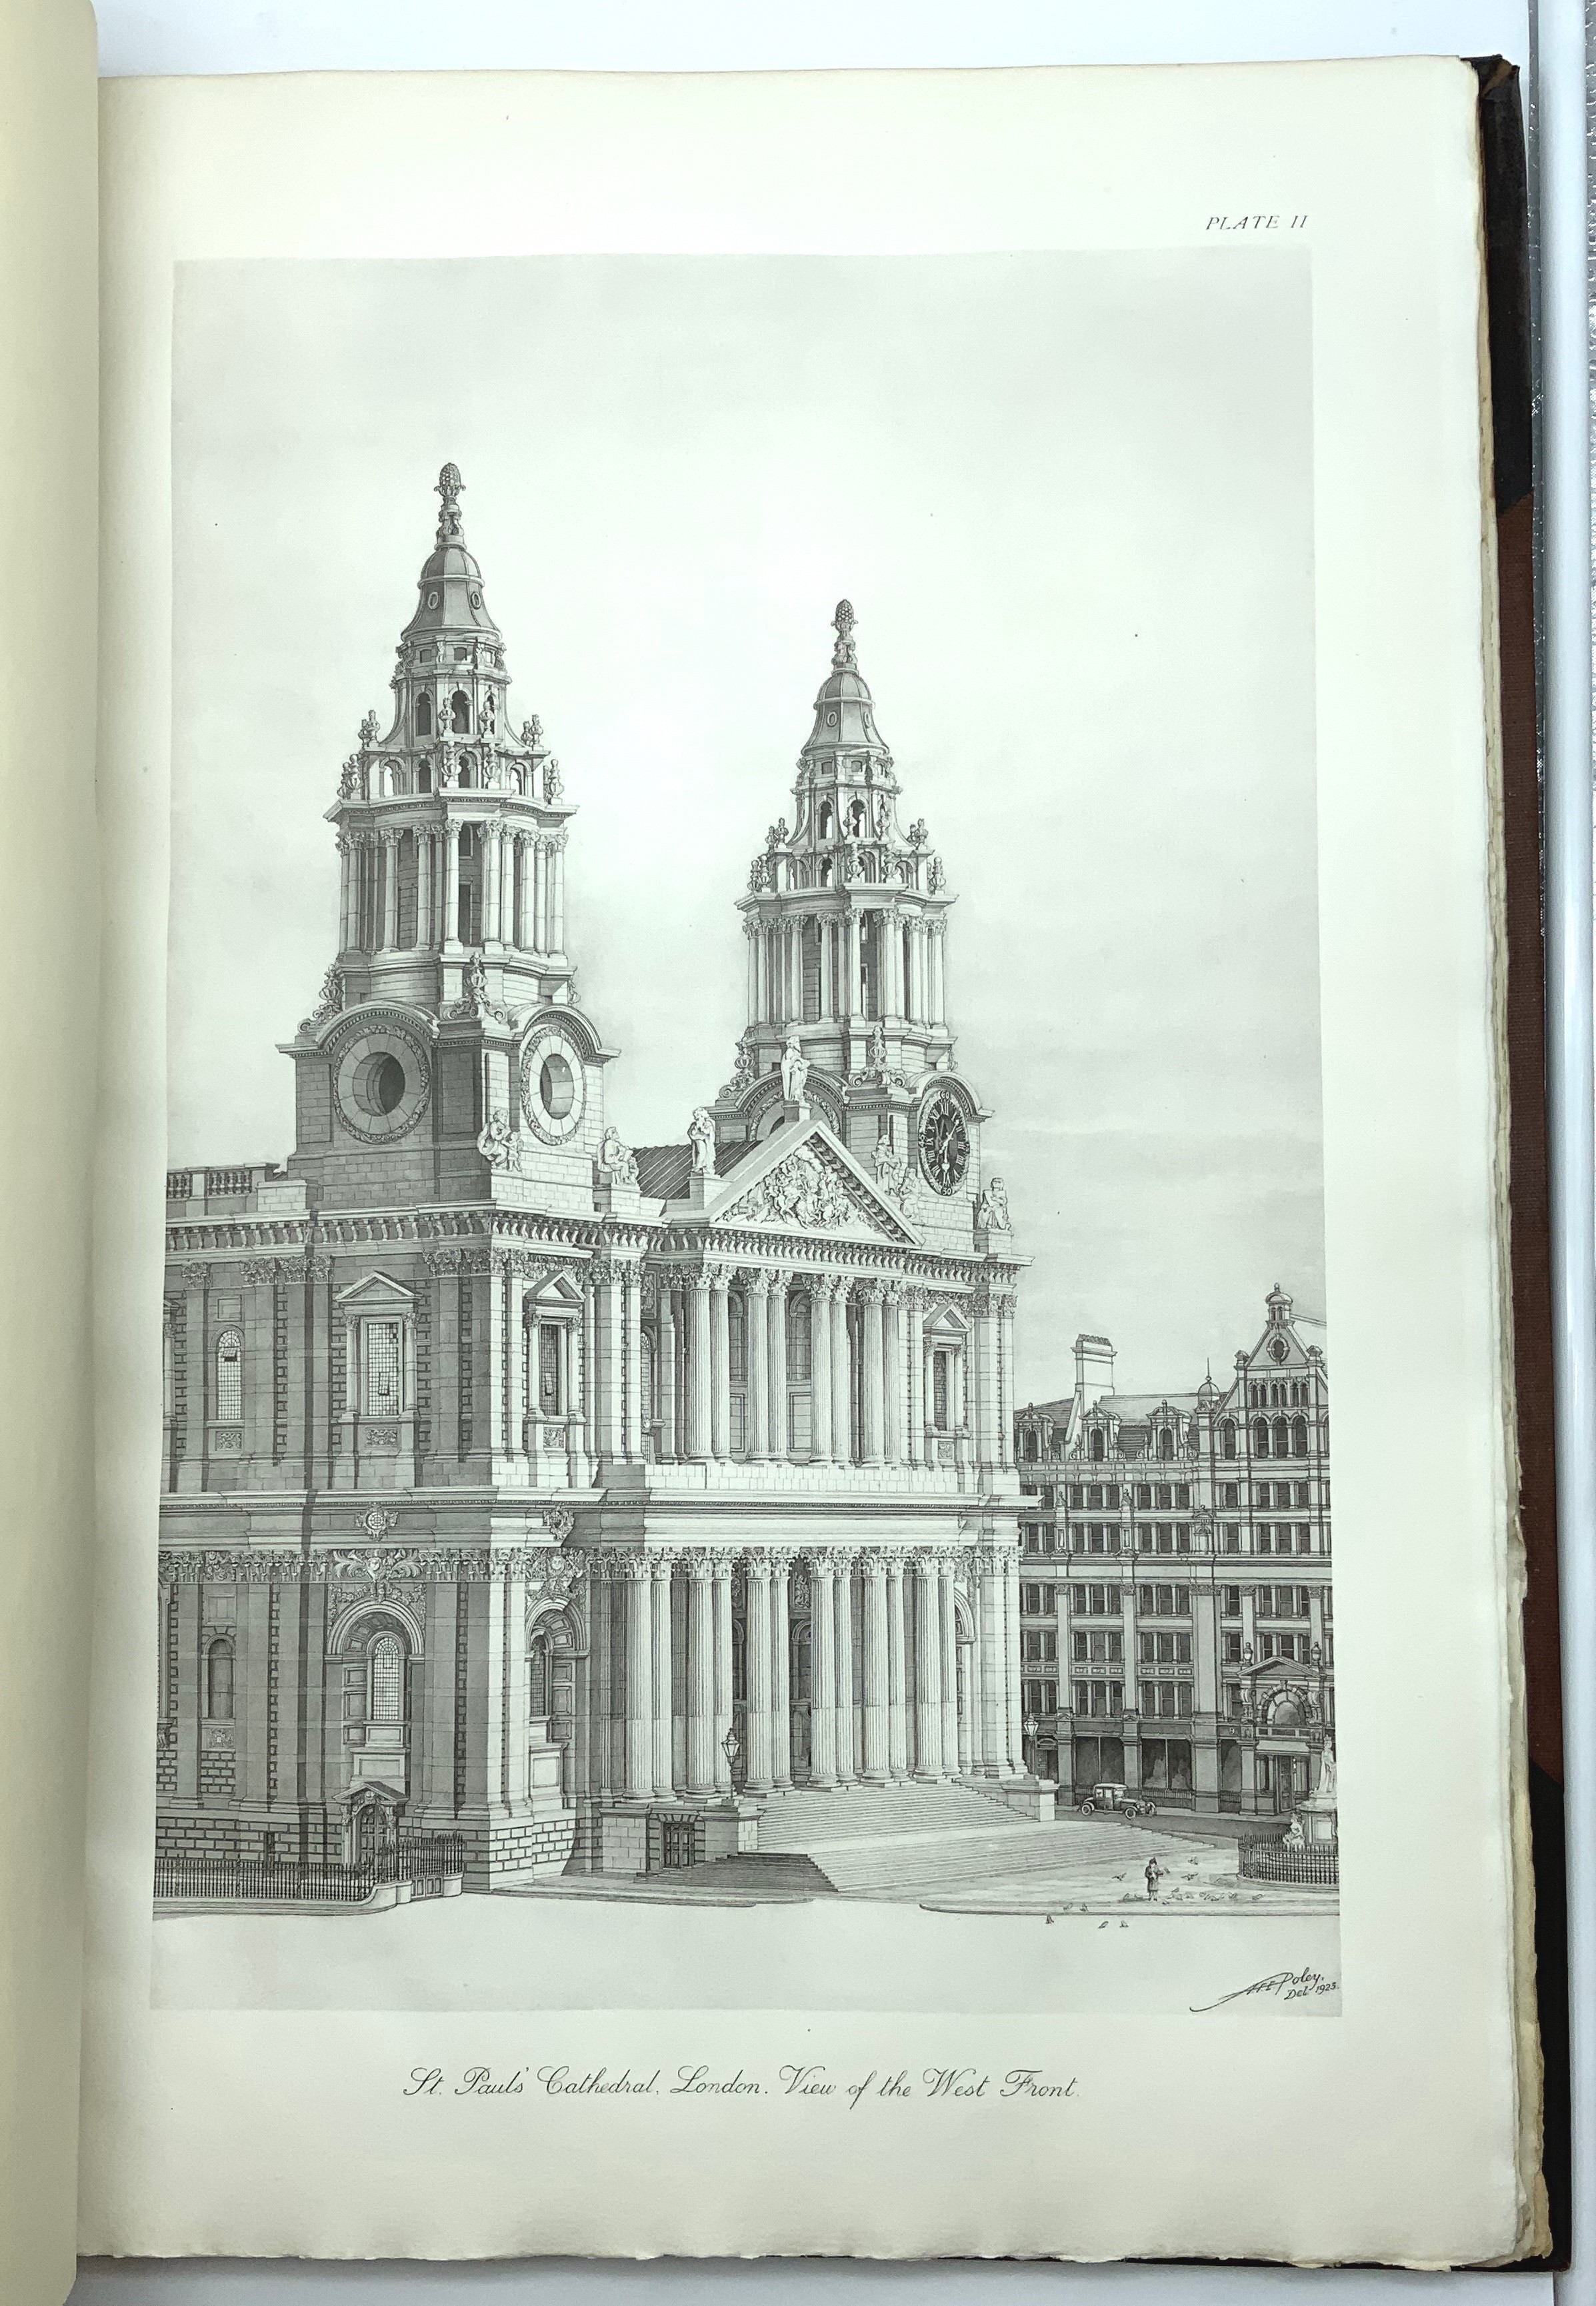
[919,1092,970,1196]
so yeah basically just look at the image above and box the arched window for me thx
[417,760,432,794]
[817,800,833,839]
[215,1328,243,1422]
[847,797,866,837]
[206,1637,233,1720]
[528,1632,551,1717]
[450,690,471,734]
[1291,1416,1309,1458]
[1089,1427,1105,1462]
[1023,1428,1040,1462]
[368,1632,403,1725]
[1273,1416,1291,1458]
[1221,1418,1237,1460]
[457,752,475,790]
[819,858,833,887]
[481,689,496,733]
[1253,1418,1271,1457]
[414,692,433,736]
[787,1292,812,1380]
[1156,1426,1173,1462]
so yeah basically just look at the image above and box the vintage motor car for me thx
[1077,1781,1157,1819]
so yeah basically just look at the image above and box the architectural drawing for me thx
[158,466,1065,1905]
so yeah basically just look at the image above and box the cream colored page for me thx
[85,61,1525,2265]
[0,3,99,2304]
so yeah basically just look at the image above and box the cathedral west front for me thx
[157,464,1031,1895]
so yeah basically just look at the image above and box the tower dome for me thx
[401,463,503,644]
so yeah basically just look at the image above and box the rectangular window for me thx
[1105,1484,1121,1509]
[933,1351,950,1429]
[1223,1632,1243,1664]
[1087,1483,1103,1510]
[363,1319,403,1416]
[1221,1481,1239,1508]
[1069,1485,1084,1509]
[1155,1483,1172,1510]
[537,1324,563,1414]
[1175,1523,1191,1552]
[1135,1483,1151,1509]
[1223,1584,1243,1616]
[1175,1484,1191,1509]
[1221,1524,1240,1554]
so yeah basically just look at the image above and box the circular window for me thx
[521,1030,587,1143]
[469,589,482,608]
[826,708,839,726]
[540,1053,575,1118]
[330,1017,432,1144]
[427,590,440,608]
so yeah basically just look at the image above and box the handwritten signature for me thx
[1189,1967,1338,2015]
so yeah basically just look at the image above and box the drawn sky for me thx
[170,250,1323,1403]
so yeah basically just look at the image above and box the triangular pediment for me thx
[335,1270,416,1312]
[705,1118,919,1246]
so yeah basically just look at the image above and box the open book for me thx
[1,13,1565,2291]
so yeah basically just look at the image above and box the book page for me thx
[0,5,99,2305]
[83,59,1539,2265]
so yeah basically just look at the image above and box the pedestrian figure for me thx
[1145,1857,1165,1902]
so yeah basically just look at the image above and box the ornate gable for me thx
[712,1123,917,1245]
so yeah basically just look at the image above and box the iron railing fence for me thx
[1238,1836,1338,1887]
[155,1833,467,1904]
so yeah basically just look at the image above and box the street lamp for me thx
[1023,1710,1039,1777]
[721,1723,741,1789]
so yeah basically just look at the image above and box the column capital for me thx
[812,1546,852,1577]
[649,1548,678,1578]
[682,1548,717,1583]
[741,1267,774,1296]
[765,1266,794,1293]
[613,1551,655,1584]
[703,1260,737,1290]
[857,1546,891,1575]
[860,1277,889,1306]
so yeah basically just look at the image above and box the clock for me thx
[919,1092,970,1196]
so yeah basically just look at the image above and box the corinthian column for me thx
[833,1554,857,1783]
[744,1553,775,1793]
[416,828,433,949]
[711,1551,734,1789]
[771,1558,793,1789]
[808,1552,837,1787]
[976,1546,1006,1775]
[651,1554,676,1797]
[886,1554,909,1779]
[861,1552,889,1783]
[939,1554,959,1773]
[860,1282,886,1466]
[835,1291,862,1466]
[686,1270,712,1461]
[623,1557,653,1800]
[381,828,400,950]
[883,1283,905,1465]
[709,1266,732,1461]
[746,1272,771,1460]
[767,1270,790,1460]
[811,1276,835,1462]
[905,1288,927,1467]
[686,1552,715,1795]
[443,818,462,951]
[914,1553,945,1777]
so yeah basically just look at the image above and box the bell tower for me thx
[708,602,996,1256]
[281,465,615,1214]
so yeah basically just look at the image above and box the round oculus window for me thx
[521,1031,587,1143]
[330,1019,431,1144]
[540,1052,575,1119]
[919,1092,970,1196]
